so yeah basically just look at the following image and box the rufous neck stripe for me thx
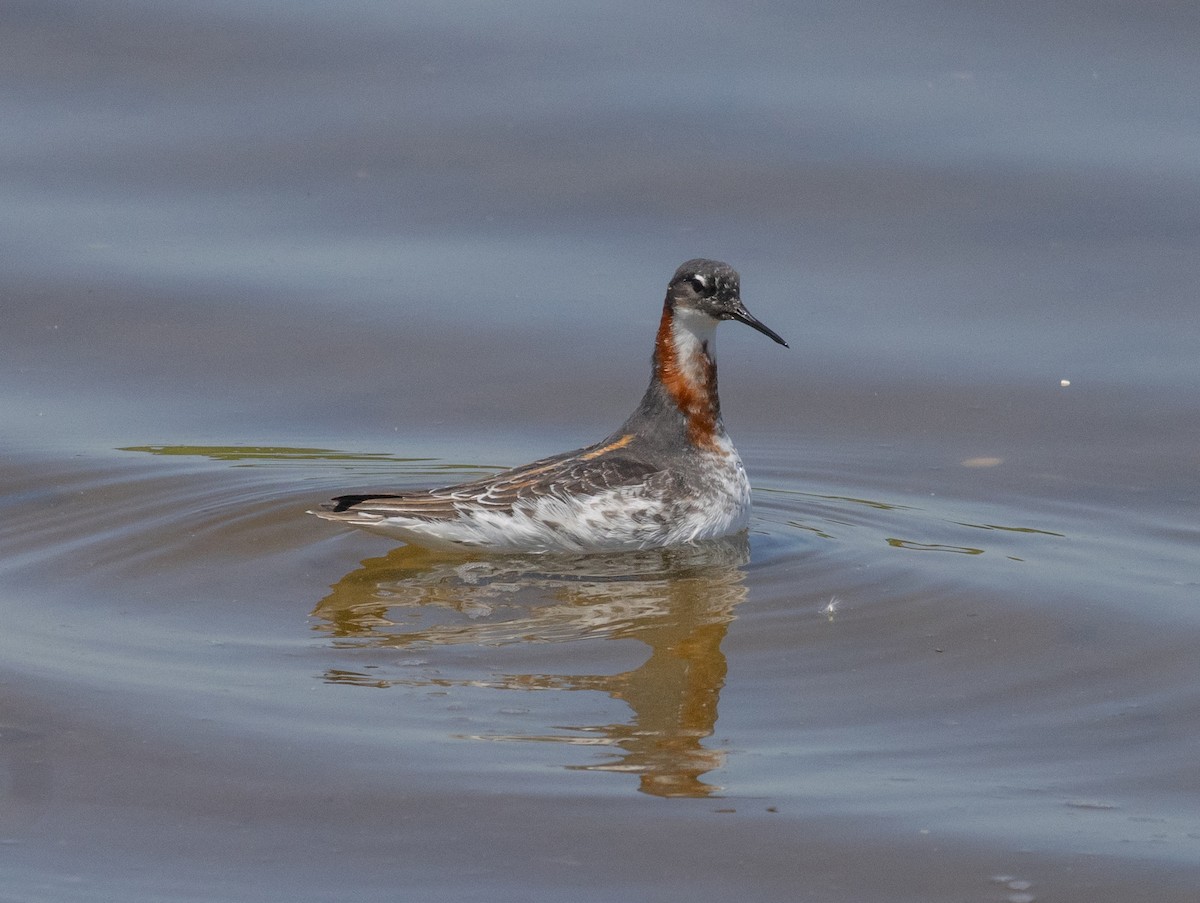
[654,307,720,450]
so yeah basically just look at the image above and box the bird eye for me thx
[686,275,710,295]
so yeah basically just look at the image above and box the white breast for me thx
[362,445,753,554]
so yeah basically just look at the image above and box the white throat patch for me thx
[670,307,718,385]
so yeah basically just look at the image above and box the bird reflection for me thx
[312,537,750,797]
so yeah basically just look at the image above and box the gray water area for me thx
[3,2,1199,901]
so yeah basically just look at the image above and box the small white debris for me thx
[1060,379,1071,387]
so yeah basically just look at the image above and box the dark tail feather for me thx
[327,493,404,513]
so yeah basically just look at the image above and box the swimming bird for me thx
[313,258,787,553]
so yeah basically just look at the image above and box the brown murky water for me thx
[3,3,1199,901]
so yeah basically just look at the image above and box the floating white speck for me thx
[1060,379,1071,387]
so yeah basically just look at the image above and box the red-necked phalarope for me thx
[314,258,787,553]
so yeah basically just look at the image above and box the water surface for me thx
[3,2,1199,901]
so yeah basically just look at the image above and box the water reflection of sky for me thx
[3,7,1200,896]
[6,2,1199,400]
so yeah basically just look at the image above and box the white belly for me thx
[366,448,753,554]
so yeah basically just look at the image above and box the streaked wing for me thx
[323,434,661,522]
